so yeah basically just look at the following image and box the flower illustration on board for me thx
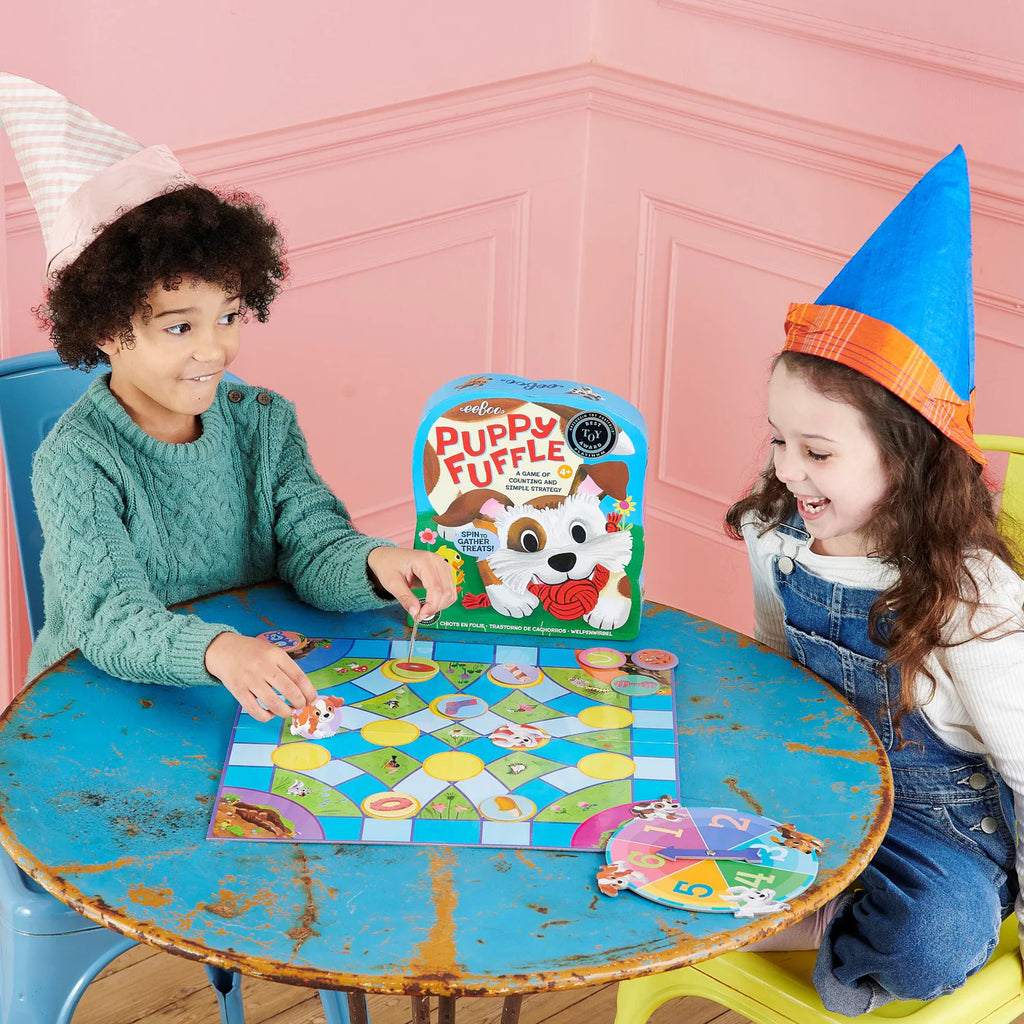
[613,496,636,516]
[418,528,439,545]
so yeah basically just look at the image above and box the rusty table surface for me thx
[0,582,891,997]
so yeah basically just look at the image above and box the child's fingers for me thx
[387,576,422,619]
[419,558,457,614]
[255,682,295,720]
[277,657,318,706]
[243,696,275,722]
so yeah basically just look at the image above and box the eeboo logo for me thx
[565,411,618,458]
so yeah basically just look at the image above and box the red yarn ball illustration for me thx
[528,565,610,621]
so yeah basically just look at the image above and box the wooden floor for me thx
[71,944,748,1024]
[69,943,1024,1024]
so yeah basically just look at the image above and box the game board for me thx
[208,631,680,850]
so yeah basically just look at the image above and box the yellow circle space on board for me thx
[271,742,331,771]
[578,705,634,730]
[361,791,421,820]
[360,719,421,747]
[577,752,636,780]
[423,750,485,782]
[380,658,439,683]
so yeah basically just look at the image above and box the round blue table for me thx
[0,583,891,1004]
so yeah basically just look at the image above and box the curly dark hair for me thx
[726,350,1019,737]
[39,184,288,368]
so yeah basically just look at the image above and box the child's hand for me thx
[205,633,319,722]
[367,546,458,621]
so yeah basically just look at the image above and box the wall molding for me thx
[647,497,738,549]
[6,64,1024,232]
[2,66,594,219]
[659,0,1024,92]
[586,67,1024,225]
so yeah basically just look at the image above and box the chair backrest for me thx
[0,350,240,638]
[976,434,1024,558]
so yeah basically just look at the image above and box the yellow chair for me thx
[977,434,1024,559]
[613,434,1024,1024]
[614,915,1023,1024]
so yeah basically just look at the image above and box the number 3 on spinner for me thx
[602,805,821,913]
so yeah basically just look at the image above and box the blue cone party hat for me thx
[784,146,982,464]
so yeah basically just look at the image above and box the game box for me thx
[412,373,648,640]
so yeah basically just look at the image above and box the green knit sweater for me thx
[28,376,394,684]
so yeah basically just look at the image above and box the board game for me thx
[208,631,680,850]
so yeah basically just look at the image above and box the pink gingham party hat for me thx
[0,72,196,277]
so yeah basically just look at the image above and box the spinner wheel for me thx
[602,805,820,915]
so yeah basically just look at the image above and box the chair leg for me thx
[412,994,431,1024]
[320,989,367,1024]
[501,994,523,1024]
[438,995,456,1024]
[204,964,245,1024]
[0,916,135,1024]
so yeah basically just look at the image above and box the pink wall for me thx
[1,1,596,163]
[2,1,1023,705]
[584,0,1024,627]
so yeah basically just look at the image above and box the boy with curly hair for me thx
[1,73,455,720]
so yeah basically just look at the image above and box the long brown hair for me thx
[726,351,1019,733]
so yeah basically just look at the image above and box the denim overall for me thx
[772,519,1017,1016]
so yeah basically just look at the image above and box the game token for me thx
[577,647,627,670]
[430,694,489,720]
[488,662,543,687]
[381,657,439,682]
[611,674,661,697]
[631,648,679,670]
[480,794,537,822]
[362,792,421,819]
[259,629,305,650]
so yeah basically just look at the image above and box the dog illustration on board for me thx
[431,461,635,630]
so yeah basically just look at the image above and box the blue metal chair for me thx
[0,350,246,1024]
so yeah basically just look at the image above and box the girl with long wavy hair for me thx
[726,147,1024,1016]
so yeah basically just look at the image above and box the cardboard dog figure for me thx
[412,374,647,639]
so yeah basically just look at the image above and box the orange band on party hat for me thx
[784,302,984,466]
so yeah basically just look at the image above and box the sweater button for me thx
[227,389,243,403]
[256,391,272,405]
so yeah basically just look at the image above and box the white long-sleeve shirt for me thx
[741,517,1024,944]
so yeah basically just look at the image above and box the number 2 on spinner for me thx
[709,814,751,830]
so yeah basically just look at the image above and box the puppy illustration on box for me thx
[432,463,634,630]
[412,373,647,640]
